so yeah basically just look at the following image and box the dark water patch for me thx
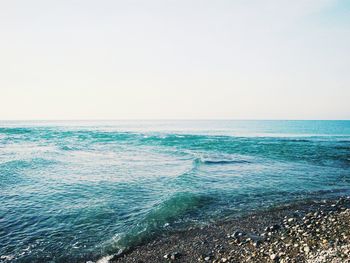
[0,160,33,171]
[0,158,57,171]
[59,145,76,151]
[0,158,58,189]
[0,127,33,135]
[200,159,251,165]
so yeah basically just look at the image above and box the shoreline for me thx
[109,196,350,263]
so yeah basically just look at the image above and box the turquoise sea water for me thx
[1,120,350,262]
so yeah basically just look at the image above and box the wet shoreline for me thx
[110,196,350,263]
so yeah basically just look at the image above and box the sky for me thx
[0,0,349,120]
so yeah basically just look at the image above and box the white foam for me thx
[96,255,114,263]
[0,255,15,261]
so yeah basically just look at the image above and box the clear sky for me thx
[1,0,349,120]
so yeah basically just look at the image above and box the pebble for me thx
[171,252,180,260]
[287,218,295,223]
[270,253,277,260]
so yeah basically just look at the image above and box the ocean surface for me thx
[1,120,350,262]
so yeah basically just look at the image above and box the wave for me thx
[194,153,253,166]
[100,192,213,261]
[143,192,212,225]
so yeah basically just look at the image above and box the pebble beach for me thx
[112,196,350,263]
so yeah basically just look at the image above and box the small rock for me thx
[253,240,262,247]
[171,252,180,260]
[304,245,310,254]
[270,253,278,261]
[204,256,211,261]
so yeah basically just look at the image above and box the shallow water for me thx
[0,120,349,262]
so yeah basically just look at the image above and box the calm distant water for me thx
[1,120,350,262]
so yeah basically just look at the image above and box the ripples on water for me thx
[0,120,349,262]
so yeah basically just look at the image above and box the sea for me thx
[0,120,349,262]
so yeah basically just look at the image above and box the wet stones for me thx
[164,251,180,260]
[117,196,350,263]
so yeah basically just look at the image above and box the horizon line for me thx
[0,119,349,122]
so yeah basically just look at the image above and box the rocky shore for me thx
[112,196,350,263]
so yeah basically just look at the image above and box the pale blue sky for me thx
[0,0,349,120]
